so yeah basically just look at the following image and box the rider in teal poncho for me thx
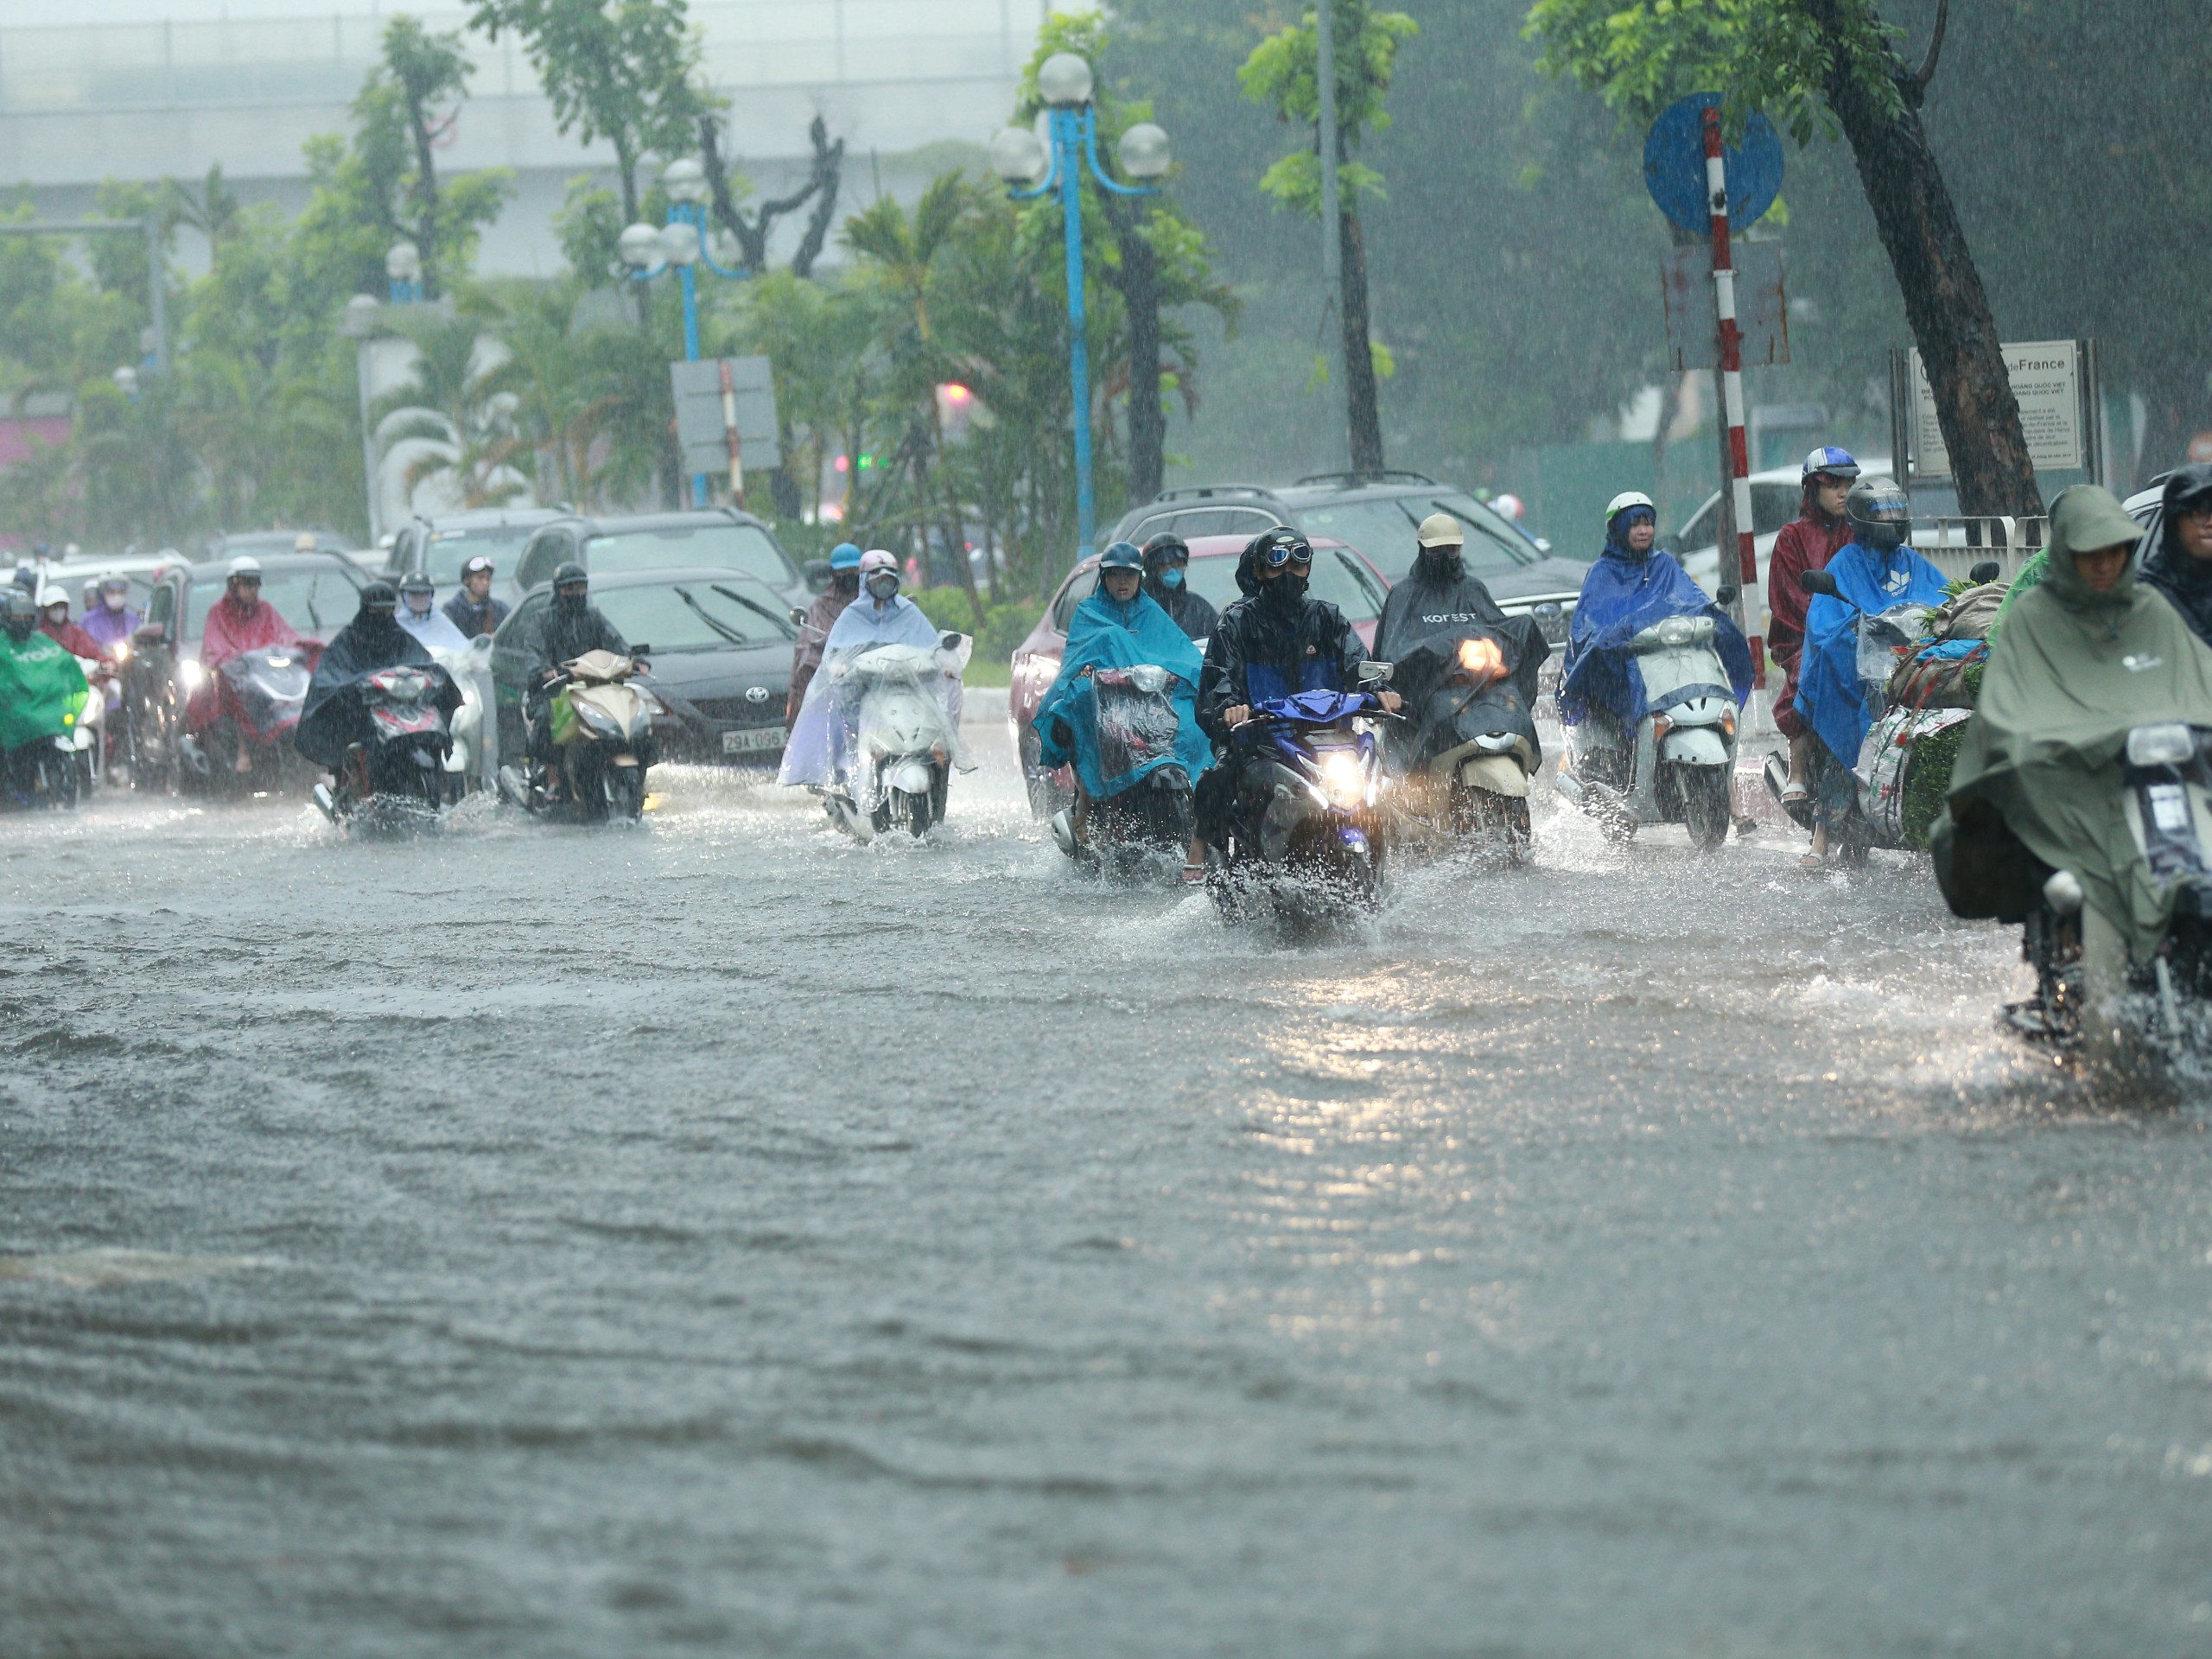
[1034,541,1211,838]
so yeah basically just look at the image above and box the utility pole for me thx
[1314,0,1348,474]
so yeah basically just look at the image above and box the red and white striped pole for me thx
[1702,105,1765,692]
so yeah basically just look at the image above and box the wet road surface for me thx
[5,693,2212,1656]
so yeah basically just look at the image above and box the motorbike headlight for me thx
[112,640,130,663]
[1319,749,1368,809]
[634,688,665,717]
[179,658,204,691]
[2127,723,2197,767]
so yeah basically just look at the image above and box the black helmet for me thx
[551,561,588,591]
[1846,475,1912,554]
[1253,527,1313,571]
[359,581,398,614]
[3,589,35,638]
[398,569,435,596]
[1098,539,1144,572]
[1141,531,1189,569]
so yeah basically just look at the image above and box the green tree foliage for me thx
[465,0,715,224]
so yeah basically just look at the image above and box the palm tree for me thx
[372,309,529,510]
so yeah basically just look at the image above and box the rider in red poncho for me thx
[34,586,103,661]
[191,557,303,755]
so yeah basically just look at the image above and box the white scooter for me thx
[1556,613,1740,850]
[823,634,970,841]
[429,636,495,798]
[67,655,106,793]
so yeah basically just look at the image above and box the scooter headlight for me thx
[1319,748,1369,810]
[179,658,204,691]
[2127,723,2196,768]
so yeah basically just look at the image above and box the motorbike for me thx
[66,654,108,795]
[497,649,658,824]
[1205,669,1395,922]
[185,644,318,794]
[429,636,495,801]
[4,728,84,810]
[817,636,970,842]
[2002,722,2212,1069]
[1049,664,1197,874]
[1554,614,1740,850]
[1385,628,1542,865]
[311,661,459,827]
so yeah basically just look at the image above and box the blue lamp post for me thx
[620,156,753,506]
[989,52,1172,563]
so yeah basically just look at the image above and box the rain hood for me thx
[1796,538,1952,766]
[1946,485,2212,957]
[1034,587,1211,799]
[1558,544,1751,727]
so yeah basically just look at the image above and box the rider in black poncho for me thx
[296,582,455,770]
[1141,532,1219,643]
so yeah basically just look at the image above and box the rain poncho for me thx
[398,601,472,653]
[0,627,88,752]
[1196,538,1367,743]
[1940,486,2212,958]
[1143,569,1218,643]
[2135,462,2212,644]
[1558,537,1751,728]
[1796,538,1951,768]
[194,594,302,733]
[1374,551,1548,769]
[79,602,140,655]
[778,632,970,797]
[1033,584,1210,799]
[787,585,856,723]
[823,591,939,653]
[296,601,452,770]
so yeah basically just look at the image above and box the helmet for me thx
[829,541,864,571]
[858,550,899,579]
[1415,512,1464,549]
[550,561,588,590]
[1802,446,1860,483]
[3,590,35,637]
[1605,491,1656,521]
[1491,493,1525,522]
[461,554,495,578]
[227,555,263,579]
[1254,527,1313,570]
[398,569,435,596]
[359,581,397,613]
[102,574,131,593]
[1097,539,1144,571]
[1845,475,1912,552]
[35,583,67,611]
[1141,531,1189,567]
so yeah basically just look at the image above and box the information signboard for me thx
[1904,341,2093,480]
[671,355,779,480]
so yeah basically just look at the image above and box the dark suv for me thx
[385,508,567,613]
[512,508,810,611]
[1107,471,1589,644]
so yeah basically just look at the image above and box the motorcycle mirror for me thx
[940,631,964,652]
[789,607,808,628]
[1797,569,1840,598]
[1357,660,1395,683]
[1715,584,1739,607]
[1969,560,2000,584]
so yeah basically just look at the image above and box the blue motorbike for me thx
[1207,683,1394,920]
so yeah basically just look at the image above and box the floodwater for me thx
[5,693,2212,1658]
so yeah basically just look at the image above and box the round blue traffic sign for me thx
[1643,92,1783,236]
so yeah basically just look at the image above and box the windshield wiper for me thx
[1432,499,1536,565]
[306,594,323,629]
[671,586,753,647]
[710,583,796,638]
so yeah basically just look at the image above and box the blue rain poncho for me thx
[1797,538,1951,767]
[1558,539,1752,728]
[1033,585,1211,799]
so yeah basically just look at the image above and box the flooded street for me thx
[6,694,2212,1657]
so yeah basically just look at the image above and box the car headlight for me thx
[1319,749,1368,809]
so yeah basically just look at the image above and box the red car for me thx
[1008,533,1392,817]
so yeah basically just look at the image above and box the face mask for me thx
[103,593,126,611]
[1159,566,1184,588]
[1262,571,1307,608]
[833,572,860,596]
[555,588,587,613]
[867,575,899,601]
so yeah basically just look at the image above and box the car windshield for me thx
[416,525,538,585]
[591,581,793,652]
[583,524,795,588]
[185,564,363,641]
[1293,494,1534,582]
[1183,548,1383,622]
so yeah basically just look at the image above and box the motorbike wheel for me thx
[1452,785,1531,867]
[414,758,446,814]
[607,764,645,822]
[905,789,932,838]
[1680,766,1733,852]
[569,753,609,824]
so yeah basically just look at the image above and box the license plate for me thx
[2151,783,2190,833]
[722,726,784,754]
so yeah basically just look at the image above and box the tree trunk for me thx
[404,86,443,299]
[1339,208,1385,475]
[1809,3,2040,517]
[1101,195,1166,505]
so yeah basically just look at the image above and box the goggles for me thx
[1261,539,1313,570]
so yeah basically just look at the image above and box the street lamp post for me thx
[990,53,1170,563]
[620,156,753,508]
[385,241,423,304]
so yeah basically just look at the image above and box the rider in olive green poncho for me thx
[1937,486,2212,963]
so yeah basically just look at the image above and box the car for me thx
[123,550,367,790]
[1007,532,1392,817]
[1674,458,1967,600]
[384,508,567,613]
[1109,470,1588,645]
[488,566,798,770]
[511,508,810,613]
[202,528,350,562]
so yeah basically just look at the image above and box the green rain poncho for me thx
[1939,486,2212,958]
[0,625,88,753]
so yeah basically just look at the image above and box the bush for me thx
[909,588,1041,686]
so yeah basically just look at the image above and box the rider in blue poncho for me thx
[1034,542,1211,846]
[1796,475,1951,864]
[1559,492,1753,742]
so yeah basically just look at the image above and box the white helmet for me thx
[227,554,263,578]
[35,583,67,610]
[1605,491,1656,519]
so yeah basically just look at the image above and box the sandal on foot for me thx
[1797,851,1827,871]
[1180,861,1208,885]
[1780,781,1810,804]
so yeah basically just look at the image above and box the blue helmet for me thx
[1802,446,1860,483]
[829,541,863,571]
[1097,539,1145,571]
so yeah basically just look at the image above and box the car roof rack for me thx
[1289,469,1440,489]
[1145,484,1281,505]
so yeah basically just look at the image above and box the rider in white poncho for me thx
[779,550,967,794]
